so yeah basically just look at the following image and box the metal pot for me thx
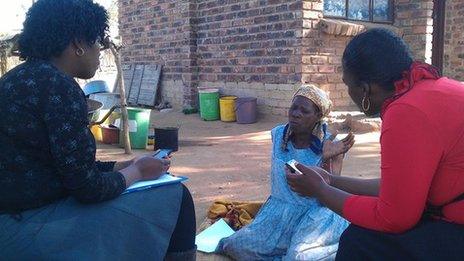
[83,80,110,96]
[87,98,103,123]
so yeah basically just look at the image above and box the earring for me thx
[76,48,85,57]
[362,94,371,112]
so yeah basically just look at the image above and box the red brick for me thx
[310,74,328,84]
[328,56,342,65]
[302,65,318,72]
[318,65,335,73]
[302,2,312,10]
[311,56,328,64]
[412,26,427,34]
[311,3,323,11]
[303,10,321,19]
[327,74,342,83]
[302,56,312,64]
[301,75,311,83]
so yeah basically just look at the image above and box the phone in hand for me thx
[285,159,303,175]
[153,149,173,159]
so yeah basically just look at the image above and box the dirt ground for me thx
[96,110,381,260]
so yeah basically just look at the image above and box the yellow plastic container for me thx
[91,110,120,142]
[105,111,121,125]
[91,125,103,141]
[219,96,237,122]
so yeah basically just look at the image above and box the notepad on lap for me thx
[123,174,188,194]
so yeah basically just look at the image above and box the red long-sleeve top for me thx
[343,77,464,233]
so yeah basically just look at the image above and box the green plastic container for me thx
[199,89,220,121]
[119,107,151,149]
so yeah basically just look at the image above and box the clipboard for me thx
[122,173,188,194]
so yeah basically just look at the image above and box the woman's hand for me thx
[286,163,332,197]
[133,156,170,180]
[322,132,355,160]
[322,153,344,176]
[114,152,170,172]
[119,156,170,187]
[287,163,350,216]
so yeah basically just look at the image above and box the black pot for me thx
[154,127,179,152]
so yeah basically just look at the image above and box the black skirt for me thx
[336,219,464,261]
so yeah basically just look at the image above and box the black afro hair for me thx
[18,0,108,60]
[342,28,414,91]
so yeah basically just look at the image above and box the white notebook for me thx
[122,174,188,194]
[196,219,235,253]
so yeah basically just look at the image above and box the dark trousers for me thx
[336,220,464,261]
[167,184,196,253]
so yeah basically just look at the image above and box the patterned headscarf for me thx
[281,84,332,154]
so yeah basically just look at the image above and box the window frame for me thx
[324,0,395,24]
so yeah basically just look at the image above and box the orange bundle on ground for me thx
[206,200,264,230]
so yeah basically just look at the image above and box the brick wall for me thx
[394,0,434,62]
[196,0,302,85]
[118,0,439,115]
[118,0,198,108]
[195,0,304,115]
[443,0,464,81]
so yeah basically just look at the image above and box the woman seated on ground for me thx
[287,28,464,260]
[218,84,355,260]
[0,1,195,260]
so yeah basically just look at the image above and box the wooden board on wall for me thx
[121,64,162,107]
[128,64,144,104]
[122,64,134,100]
[137,64,161,106]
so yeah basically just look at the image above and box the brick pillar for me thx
[180,1,199,109]
[301,0,326,87]
[395,0,434,63]
[443,0,464,81]
[302,0,356,110]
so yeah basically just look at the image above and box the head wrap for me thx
[281,84,332,154]
[293,84,332,117]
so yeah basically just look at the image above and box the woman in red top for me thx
[287,28,464,260]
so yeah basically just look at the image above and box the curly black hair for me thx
[18,0,108,60]
[342,28,414,91]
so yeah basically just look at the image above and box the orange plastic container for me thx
[101,125,119,144]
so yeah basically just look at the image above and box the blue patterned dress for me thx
[219,125,349,260]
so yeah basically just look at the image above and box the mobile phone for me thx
[285,159,302,175]
[153,149,173,159]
